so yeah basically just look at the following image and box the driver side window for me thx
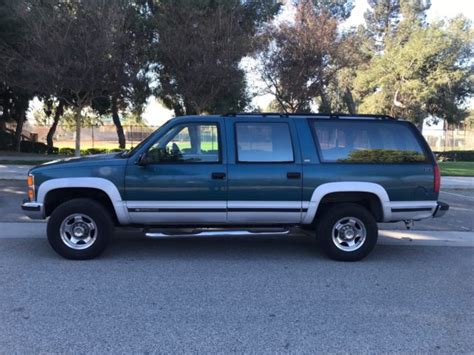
[146,123,220,164]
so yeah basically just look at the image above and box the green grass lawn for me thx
[438,161,474,177]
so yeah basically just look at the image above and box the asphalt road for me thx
[0,234,473,353]
[1,180,473,230]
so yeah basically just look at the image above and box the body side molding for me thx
[36,177,130,224]
[302,182,391,224]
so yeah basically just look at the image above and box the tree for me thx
[256,0,357,113]
[364,0,401,50]
[0,0,33,151]
[311,0,354,21]
[354,16,473,126]
[0,0,136,156]
[150,0,280,115]
[91,1,152,149]
[42,97,66,150]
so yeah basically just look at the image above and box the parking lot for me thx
[0,180,473,352]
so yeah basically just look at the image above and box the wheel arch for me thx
[302,182,391,224]
[37,178,129,224]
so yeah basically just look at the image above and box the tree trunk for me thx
[111,97,126,149]
[14,108,26,152]
[319,91,331,114]
[184,101,197,115]
[46,100,65,150]
[74,105,82,157]
[343,87,356,114]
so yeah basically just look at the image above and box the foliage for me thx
[311,0,354,21]
[434,150,474,162]
[256,0,360,113]
[0,0,143,155]
[151,0,280,115]
[364,0,400,50]
[338,149,427,163]
[354,15,473,126]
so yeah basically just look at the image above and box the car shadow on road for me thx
[8,231,452,263]
[107,233,322,261]
[96,233,437,263]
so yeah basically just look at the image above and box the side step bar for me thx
[145,228,290,238]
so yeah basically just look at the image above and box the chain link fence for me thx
[19,124,474,152]
[423,129,474,151]
[31,125,160,150]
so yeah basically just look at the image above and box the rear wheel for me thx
[47,198,113,259]
[316,203,378,261]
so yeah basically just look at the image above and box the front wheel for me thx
[47,198,113,259]
[316,203,378,261]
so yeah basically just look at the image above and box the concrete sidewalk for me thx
[2,163,473,188]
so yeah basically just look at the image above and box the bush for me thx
[0,130,15,150]
[83,148,108,155]
[108,148,127,153]
[20,140,49,154]
[55,147,128,156]
[434,150,474,162]
[59,147,76,156]
[47,147,59,155]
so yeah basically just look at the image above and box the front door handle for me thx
[211,172,226,180]
[287,172,301,179]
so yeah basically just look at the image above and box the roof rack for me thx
[222,112,397,120]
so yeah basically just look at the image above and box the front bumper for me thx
[433,201,449,218]
[21,200,44,220]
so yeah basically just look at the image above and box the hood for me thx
[30,153,125,172]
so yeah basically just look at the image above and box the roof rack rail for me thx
[222,112,396,120]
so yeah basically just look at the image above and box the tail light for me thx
[434,164,440,193]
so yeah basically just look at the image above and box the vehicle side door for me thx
[225,118,303,224]
[124,117,227,224]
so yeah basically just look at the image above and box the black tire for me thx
[315,203,378,261]
[47,198,114,260]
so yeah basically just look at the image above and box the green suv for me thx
[22,113,449,261]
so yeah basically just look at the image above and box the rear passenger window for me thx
[236,122,294,162]
[311,121,427,163]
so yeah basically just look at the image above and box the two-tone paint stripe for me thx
[127,201,307,213]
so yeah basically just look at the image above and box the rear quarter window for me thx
[310,120,428,163]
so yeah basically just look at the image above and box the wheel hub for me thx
[332,217,367,252]
[342,227,355,240]
[72,223,89,238]
[60,213,98,250]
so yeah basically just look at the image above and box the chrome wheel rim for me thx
[60,213,98,250]
[331,217,366,252]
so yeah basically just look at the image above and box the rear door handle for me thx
[287,172,301,179]
[212,172,226,180]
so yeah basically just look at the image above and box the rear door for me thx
[225,118,303,224]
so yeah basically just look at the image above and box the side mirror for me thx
[137,152,148,166]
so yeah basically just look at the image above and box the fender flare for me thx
[302,182,391,224]
[37,177,130,224]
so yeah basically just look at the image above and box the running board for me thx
[144,228,290,238]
